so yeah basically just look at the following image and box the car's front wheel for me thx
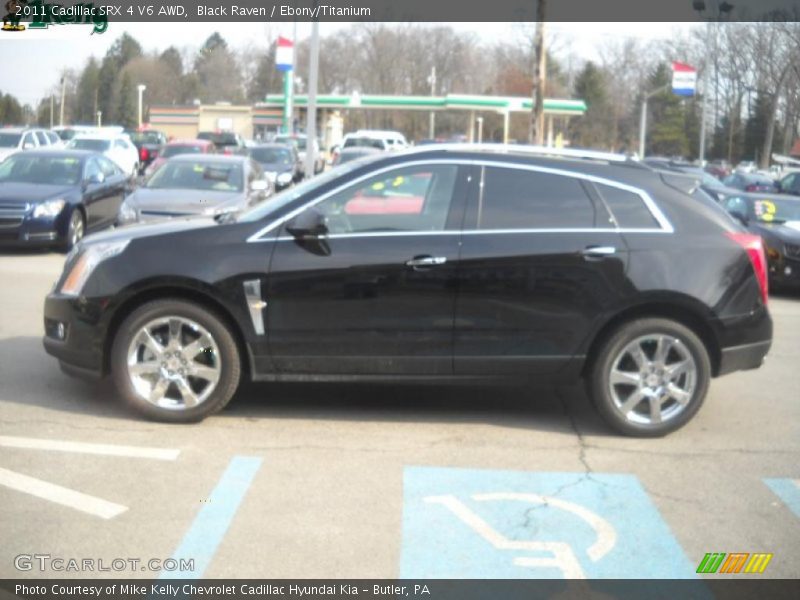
[587,318,711,437]
[110,299,241,422]
[61,208,84,252]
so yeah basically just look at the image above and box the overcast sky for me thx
[1,22,695,107]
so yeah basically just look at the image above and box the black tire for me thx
[587,318,711,437]
[61,208,85,252]
[110,299,241,423]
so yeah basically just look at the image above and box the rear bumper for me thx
[717,340,771,376]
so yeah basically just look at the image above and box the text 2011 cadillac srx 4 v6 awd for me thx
[43,146,772,436]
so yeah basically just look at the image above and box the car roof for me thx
[71,134,121,141]
[14,149,94,159]
[168,153,248,163]
[0,127,38,133]
[167,139,213,145]
[253,143,293,149]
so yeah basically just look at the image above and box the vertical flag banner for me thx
[672,62,697,96]
[276,36,294,72]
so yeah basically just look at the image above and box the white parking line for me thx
[0,435,180,460]
[0,467,128,519]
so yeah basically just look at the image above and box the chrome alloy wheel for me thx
[126,316,221,410]
[608,334,697,426]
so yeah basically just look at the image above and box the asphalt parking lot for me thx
[0,250,798,580]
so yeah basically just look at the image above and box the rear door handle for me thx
[406,256,447,268]
[581,246,616,258]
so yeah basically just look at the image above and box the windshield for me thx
[68,138,110,152]
[237,162,360,223]
[0,154,82,185]
[129,131,163,144]
[0,132,22,148]
[749,197,800,223]
[251,147,292,164]
[344,137,385,150]
[161,144,204,158]
[275,136,306,151]
[145,160,243,192]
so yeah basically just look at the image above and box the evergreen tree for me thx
[75,57,100,125]
[116,73,137,129]
[97,34,142,124]
[645,63,690,157]
[570,61,611,149]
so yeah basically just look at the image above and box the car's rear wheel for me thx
[61,209,84,252]
[110,299,241,422]
[587,318,710,437]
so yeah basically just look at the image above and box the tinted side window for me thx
[595,183,659,228]
[313,165,458,234]
[479,167,595,229]
[46,131,60,144]
[35,131,48,145]
[22,133,36,147]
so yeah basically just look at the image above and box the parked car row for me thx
[0,127,63,162]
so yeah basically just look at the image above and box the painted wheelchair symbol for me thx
[425,493,618,578]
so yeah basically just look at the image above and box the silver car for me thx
[117,155,270,224]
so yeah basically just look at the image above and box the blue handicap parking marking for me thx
[400,466,696,579]
[764,478,800,520]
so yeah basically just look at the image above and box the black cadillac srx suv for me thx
[42,145,772,436]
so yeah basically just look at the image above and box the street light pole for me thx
[638,85,669,158]
[304,18,320,179]
[137,84,146,128]
[427,66,436,140]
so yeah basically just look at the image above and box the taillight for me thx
[139,147,149,162]
[726,232,769,305]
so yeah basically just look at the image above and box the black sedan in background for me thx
[248,143,301,191]
[117,155,270,224]
[0,150,127,250]
[722,172,777,193]
[125,129,167,175]
[720,193,800,289]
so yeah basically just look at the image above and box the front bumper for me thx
[0,211,67,247]
[42,292,108,379]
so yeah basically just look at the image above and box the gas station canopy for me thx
[263,93,587,116]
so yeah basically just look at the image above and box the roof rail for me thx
[404,143,635,163]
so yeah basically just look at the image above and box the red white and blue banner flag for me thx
[672,62,697,97]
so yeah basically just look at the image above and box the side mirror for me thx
[87,172,104,185]
[729,210,748,226]
[251,178,268,193]
[286,208,327,239]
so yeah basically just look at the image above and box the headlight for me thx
[117,201,137,223]
[277,172,292,185]
[60,240,130,297]
[32,199,66,218]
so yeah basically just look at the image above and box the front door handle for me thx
[581,246,616,258]
[406,255,447,269]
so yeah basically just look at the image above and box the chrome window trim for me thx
[247,158,673,243]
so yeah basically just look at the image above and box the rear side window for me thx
[595,183,659,228]
[479,167,595,229]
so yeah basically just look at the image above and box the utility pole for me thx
[304,18,320,179]
[529,1,547,145]
[427,66,436,139]
[49,95,54,129]
[137,84,146,128]
[639,85,669,158]
[59,77,66,127]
